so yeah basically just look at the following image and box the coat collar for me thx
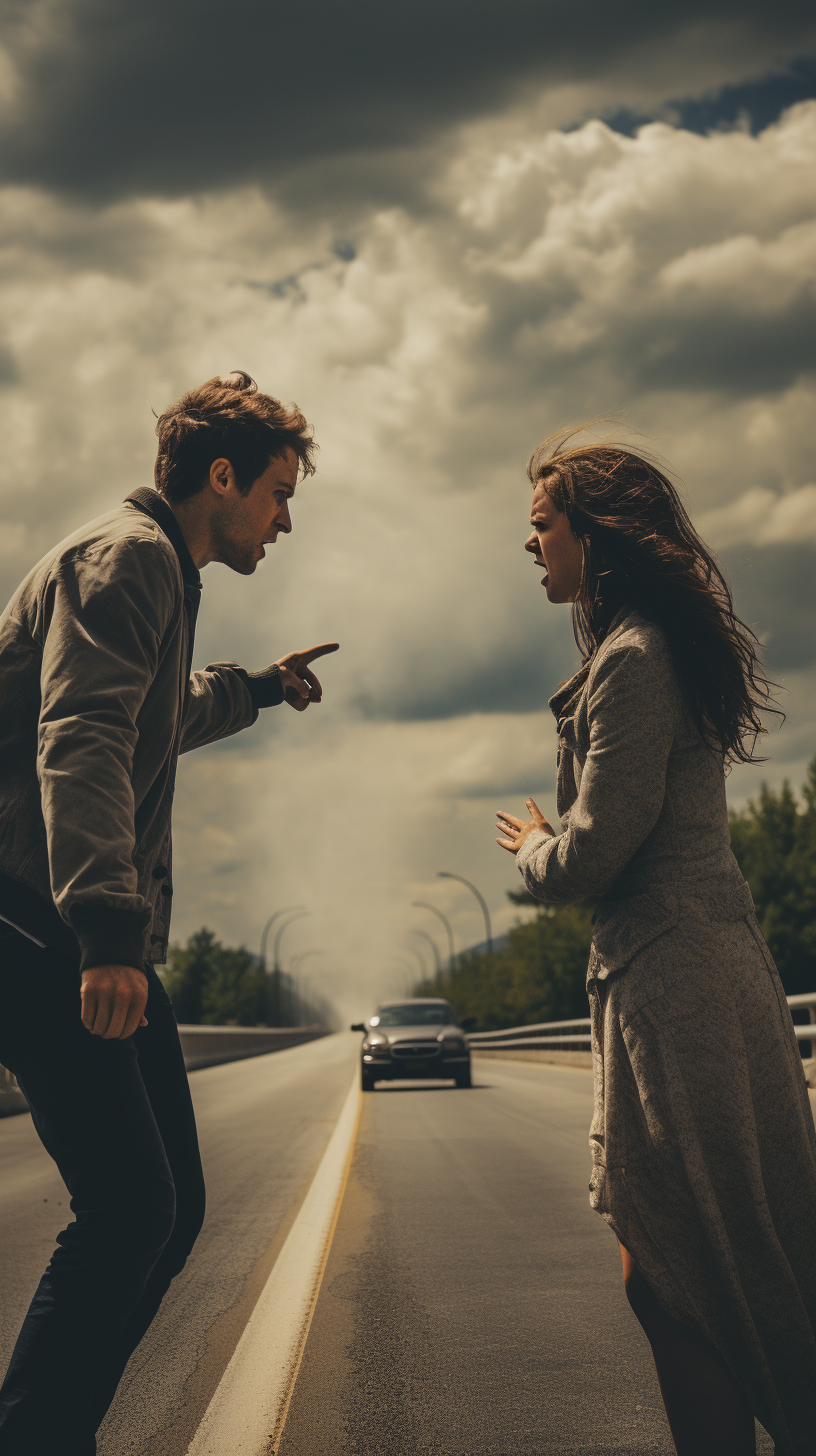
[548,603,640,731]
[125,487,201,590]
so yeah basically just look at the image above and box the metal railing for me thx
[177,1024,327,1071]
[468,992,816,1057]
[786,993,816,1058]
[468,1018,591,1051]
[0,1025,330,1116]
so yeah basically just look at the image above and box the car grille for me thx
[391,1041,440,1059]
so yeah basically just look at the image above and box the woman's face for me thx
[525,477,584,603]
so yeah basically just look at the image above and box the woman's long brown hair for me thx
[527,428,780,765]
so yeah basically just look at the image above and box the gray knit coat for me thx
[517,605,816,1455]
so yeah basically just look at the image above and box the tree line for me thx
[414,757,816,1031]
[161,927,335,1028]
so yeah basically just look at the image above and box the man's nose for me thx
[524,532,538,553]
[278,505,292,534]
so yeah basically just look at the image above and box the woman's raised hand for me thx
[496,797,554,855]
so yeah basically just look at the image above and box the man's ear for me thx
[208,457,236,496]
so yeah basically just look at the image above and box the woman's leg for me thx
[618,1241,757,1456]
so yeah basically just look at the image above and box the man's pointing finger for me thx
[301,642,340,663]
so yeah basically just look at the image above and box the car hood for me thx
[374,1024,461,1044]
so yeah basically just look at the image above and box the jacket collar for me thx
[548,603,639,730]
[125,487,201,590]
[597,601,639,645]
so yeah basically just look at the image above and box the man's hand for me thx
[496,797,555,855]
[276,642,340,711]
[80,965,149,1039]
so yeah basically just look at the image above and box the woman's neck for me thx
[590,575,631,644]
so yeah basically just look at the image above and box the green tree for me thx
[728,757,816,995]
[162,928,270,1025]
[417,755,816,1028]
[415,891,593,1032]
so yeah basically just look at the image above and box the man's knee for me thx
[135,1188,178,1264]
[160,1182,205,1276]
[72,1184,178,1270]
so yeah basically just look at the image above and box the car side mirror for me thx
[350,1022,365,1033]
[460,1017,477,1031]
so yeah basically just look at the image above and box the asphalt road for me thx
[279,1056,775,1456]
[1,1041,784,1454]
[0,1031,358,1456]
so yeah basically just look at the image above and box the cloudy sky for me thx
[1,0,815,1016]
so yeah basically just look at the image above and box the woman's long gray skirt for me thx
[587,890,816,1455]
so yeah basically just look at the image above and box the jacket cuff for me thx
[516,829,555,895]
[235,664,284,709]
[69,905,150,974]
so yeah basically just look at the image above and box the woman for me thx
[495,433,816,1456]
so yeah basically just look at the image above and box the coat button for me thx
[160,884,172,897]
[150,935,165,946]
[152,865,168,879]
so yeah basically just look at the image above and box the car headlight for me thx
[439,1036,466,1052]
[363,1041,389,1055]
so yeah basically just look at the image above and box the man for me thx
[0,371,338,1454]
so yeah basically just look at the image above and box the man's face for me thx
[211,448,298,575]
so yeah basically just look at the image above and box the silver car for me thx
[351,998,472,1091]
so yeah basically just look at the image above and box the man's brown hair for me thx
[154,371,316,503]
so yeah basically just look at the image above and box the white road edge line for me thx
[186,1071,362,1456]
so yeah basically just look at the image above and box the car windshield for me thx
[373,1005,458,1027]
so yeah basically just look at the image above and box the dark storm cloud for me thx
[344,539,816,725]
[608,55,816,136]
[351,613,578,723]
[727,543,816,674]
[1,0,815,201]
[484,287,816,401]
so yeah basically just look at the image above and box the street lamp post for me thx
[289,949,326,1026]
[412,902,455,975]
[290,949,325,973]
[260,906,305,971]
[406,944,428,982]
[388,959,415,995]
[409,929,442,985]
[271,911,310,1025]
[437,871,493,955]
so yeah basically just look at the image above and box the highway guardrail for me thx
[177,1024,328,1071]
[467,992,816,1080]
[0,1025,330,1115]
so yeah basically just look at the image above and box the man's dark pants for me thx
[0,926,206,1455]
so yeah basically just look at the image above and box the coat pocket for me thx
[591,969,668,1172]
[591,887,679,977]
[699,874,755,924]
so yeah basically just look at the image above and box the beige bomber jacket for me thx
[0,488,276,973]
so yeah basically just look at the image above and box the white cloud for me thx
[699,484,816,549]
[0,101,815,1009]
